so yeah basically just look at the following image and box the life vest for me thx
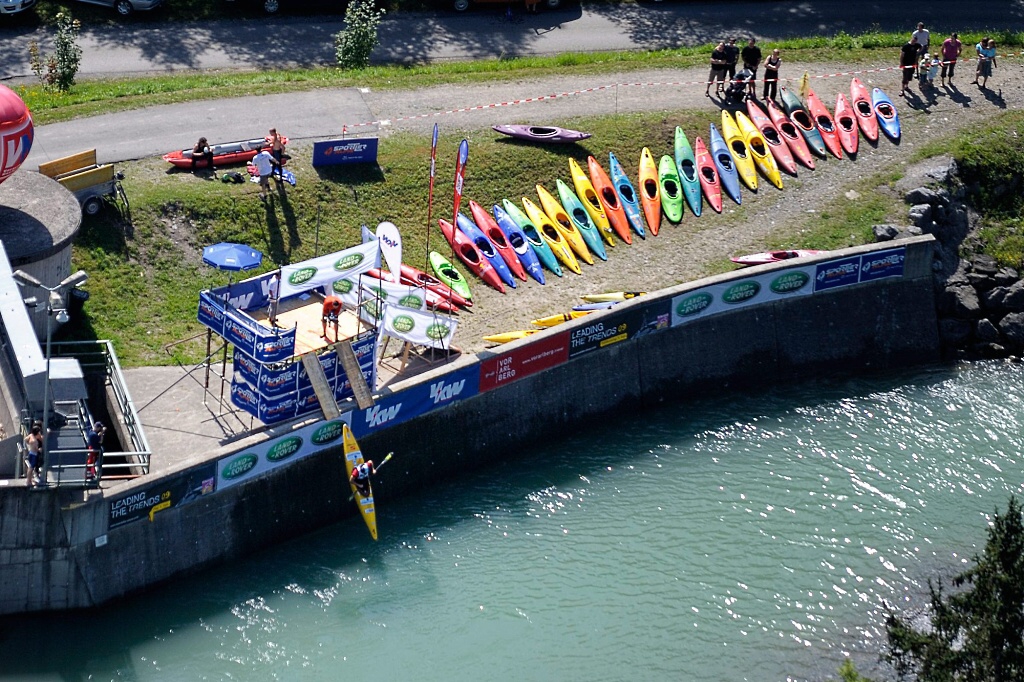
[352,463,370,480]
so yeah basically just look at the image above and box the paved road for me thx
[2,1,1023,80]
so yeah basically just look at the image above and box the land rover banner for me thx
[380,305,458,349]
[279,241,380,298]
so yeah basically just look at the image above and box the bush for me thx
[28,12,82,93]
[334,0,386,70]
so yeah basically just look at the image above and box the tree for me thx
[28,12,83,93]
[334,0,385,70]
[886,495,1024,681]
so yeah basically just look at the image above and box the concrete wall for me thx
[0,237,940,614]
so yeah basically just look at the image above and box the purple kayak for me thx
[492,125,592,144]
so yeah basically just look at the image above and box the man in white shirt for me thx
[911,22,930,76]
[252,149,277,200]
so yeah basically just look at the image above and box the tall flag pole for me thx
[425,124,438,272]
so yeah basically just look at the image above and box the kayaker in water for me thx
[350,460,377,498]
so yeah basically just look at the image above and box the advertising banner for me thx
[379,305,458,350]
[311,138,378,167]
[350,363,480,437]
[568,300,671,359]
[480,332,570,392]
[376,222,402,284]
[216,416,352,490]
[859,247,906,282]
[197,290,226,335]
[452,139,468,225]
[670,266,816,326]
[198,290,295,363]
[108,463,216,530]
[814,256,861,292]
[210,272,272,313]
[279,242,380,299]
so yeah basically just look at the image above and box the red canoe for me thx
[849,78,879,143]
[746,99,797,175]
[587,156,632,244]
[834,93,859,156]
[805,88,843,160]
[366,269,459,313]
[469,199,528,282]
[438,219,506,294]
[731,249,827,266]
[693,136,723,214]
[765,99,815,171]
[398,263,471,308]
[162,136,286,169]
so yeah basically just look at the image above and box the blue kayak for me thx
[608,152,645,239]
[555,179,608,262]
[456,213,516,289]
[500,200,563,278]
[871,87,902,142]
[491,204,546,285]
[709,123,743,206]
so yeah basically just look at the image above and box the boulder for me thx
[939,285,982,318]
[939,318,973,346]
[994,267,1019,287]
[873,224,899,242]
[1002,280,1024,311]
[971,254,999,276]
[983,286,1009,311]
[998,312,1024,347]
[905,187,942,205]
[966,272,996,292]
[970,342,1008,359]
[908,204,933,228]
[975,318,1001,342]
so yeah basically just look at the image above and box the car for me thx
[224,0,349,15]
[73,0,162,15]
[452,0,559,11]
[0,0,35,14]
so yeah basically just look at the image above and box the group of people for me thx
[704,37,783,102]
[23,419,105,488]
[191,128,287,202]
[900,23,998,95]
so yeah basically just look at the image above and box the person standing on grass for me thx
[724,38,740,80]
[762,48,781,100]
[251,148,278,201]
[900,36,919,96]
[940,32,962,85]
[268,128,286,182]
[705,41,728,97]
[741,38,762,96]
[973,38,997,88]
[911,22,930,75]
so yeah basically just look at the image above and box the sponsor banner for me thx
[350,363,480,438]
[568,301,671,359]
[230,379,261,415]
[255,328,297,364]
[210,272,272,312]
[108,463,216,530]
[233,350,262,386]
[358,280,429,324]
[815,256,861,292]
[311,137,379,167]
[670,266,816,326]
[259,392,299,424]
[197,290,226,334]
[216,416,352,490]
[859,247,906,282]
[199,290,295,363]
[376,221,402,284]
[279,241,380,299]
[480,331,570,392]
[380,305,458,350]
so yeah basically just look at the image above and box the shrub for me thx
[28,12,83,93]
[335,0,386,70]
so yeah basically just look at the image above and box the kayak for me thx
[673,127,703,217]
[657,154,684,223]
[709,123,743,206]
[483,330,539,344]
[469,199,528,282]
[573,301,618,312]
[638,147,663,234]
[522,197,583,274]
[438,218,506,293]
[428,251,473,302]
[343,424,378,541]
[721,110,759,191]
[556,178,608,261]
[872,87,901,141]
[765,98,815,170]
[780,87,828,158]
[693,136,723,214]
[581,291,646,303]
[735,111,783,190]
[608,152,646,239]
[456,213,517,288]
[399,262,471,308]
[531,310,593,327]
[492,124,591,144]
[731,249,827,266]
[536,183,597,263]
[744,100,796,176]
[501,199,563,277]
[366,268,459,313]
[833,93,859,156]
[491,204,546,285]
[805,87,843,159]
[850,78,879,142]
[569,158,616,247]
[587,156,632,244]
[162,136,283,169]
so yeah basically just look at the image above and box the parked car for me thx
[0,0,35,14]
[452,0,560,11]
[73,0,162,15]
[224,0,347,14]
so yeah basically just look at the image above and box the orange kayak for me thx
[638,147,661,236]
[437,218,506,294]
[587,155,632,245]
[849,77,879,142]
[805,87,843,160]
[693,136,723,214]
[766,98,815,171]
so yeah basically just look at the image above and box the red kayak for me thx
[746,99,797,175]
[469,200,527,282]
[162,136,286,169]
[805,88,843,160]
[366,269,459,313]
[438,219,506,294]
[398,263,471,308]
[587,156,632,245]
[834,93,859,156]
[731,249,827,266]
[849,78,879,143]
[693,136,723,214]
[765,99,815,170]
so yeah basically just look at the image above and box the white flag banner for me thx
[279,241,380,298]
[379,304,458,350]
[361,224,377,244]
[376,221,402,283]
[356,280,430,327]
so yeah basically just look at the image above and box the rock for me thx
[999,312,1024,347]
[976,318,1001,342]
[972,254,999,275]
[902,226,924,237]
[905,187,941,205]
[908,204,933,228]
[939,285,982,318]
[939,318,973,346]
[983,286,1009,311]
[1002,280,1024,311]
[966,272,996,292]
[970,342,1008,359]
[994,267,1019,286]
[925,158,958,184]
[873,224,899,242]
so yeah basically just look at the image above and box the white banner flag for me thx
[379,304,458,350]
[376,221,402,283]
[361,224,377,244]
[280,241,380,298]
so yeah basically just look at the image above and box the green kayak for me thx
[428,251,472,302]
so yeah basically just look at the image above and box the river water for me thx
[3,361,1024,681]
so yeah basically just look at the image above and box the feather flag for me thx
[452,139,469,227]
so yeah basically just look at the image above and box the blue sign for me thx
[859,248,906,283]
[312,138,379,167]
[211,273,271,312]
[814,256,861,292]
[350,364,480,438]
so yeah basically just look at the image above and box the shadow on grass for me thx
[312,163,386,185]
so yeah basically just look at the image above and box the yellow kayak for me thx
[535,184,593,265]
[522,197,582,275]
[581,291,646,303]
[531,310,593,327]
[483,329,539,344]
[343,424,378,541]
[569,157,616,246]
[721,110,759,192]
[735,110,783,190]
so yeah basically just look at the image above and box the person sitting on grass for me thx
[191,137,214,173]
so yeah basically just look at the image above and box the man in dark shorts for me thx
[900,36,919,96]
[321,295,343,341]
[741,38,762,96]
[723,38,740,80]
[705,41,728,97]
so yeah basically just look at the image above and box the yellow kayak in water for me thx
[343,424,378,541]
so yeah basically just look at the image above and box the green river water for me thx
[2,360,1023,681]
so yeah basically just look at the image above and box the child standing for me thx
[927,54,941,86]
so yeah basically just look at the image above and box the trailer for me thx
[38,149,129,217]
